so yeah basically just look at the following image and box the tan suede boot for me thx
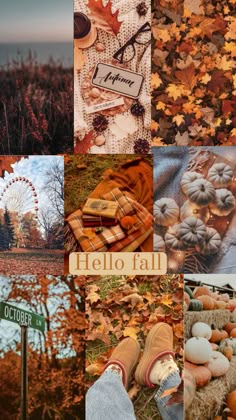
[104,338,141,389]
[135,323,175,388]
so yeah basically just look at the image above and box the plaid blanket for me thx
[67,209,125,252]
[67,187,153,252]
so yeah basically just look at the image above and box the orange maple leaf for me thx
[74,130,93,154]
[175,64,197,91]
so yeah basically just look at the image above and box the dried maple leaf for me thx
[86,362,104,376]
[222,100,236,116]
[87,0,123,36]
[166,84,187,101]
[173,114,185,126]
[74,130,94,154]
[175,131,190,146]
[175,64,197,91]
[123,326,138,341]
[207,71,229,93]
[173,321,183,338]
[120,293,143,308]
[161,294,173,307]
[86,284,101,304]
[87,331,110,345]
[0,157,26,177]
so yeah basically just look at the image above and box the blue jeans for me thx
[86,370,183,420]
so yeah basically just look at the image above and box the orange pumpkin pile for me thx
[185,285,236,313]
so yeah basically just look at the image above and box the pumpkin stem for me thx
[222,408,231,420]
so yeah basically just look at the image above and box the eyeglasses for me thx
[113,22,151,64]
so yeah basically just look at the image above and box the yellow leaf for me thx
[215,117,222,127]
[152,27,171,43]
[224,42,236,58]
[223,6,230,14]
[151,73,162,89]
[151,120,159,131]
[123,327,138,340]
[201,73,211,84]
[231,128,236,136]
[152,137,164,146]
[161,294,173,307]
[166,84,185,101]
[216,55,234,71]
[173,114,185,126]
[233,74,236,89]
[183,7,191,18]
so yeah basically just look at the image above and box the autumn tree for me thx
[0,275,85,419]
[42,159,64,219]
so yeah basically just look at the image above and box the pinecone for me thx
[92,115,108,132]
[134,138,150,154]
[131,102,145,117]
[136,2,148,16]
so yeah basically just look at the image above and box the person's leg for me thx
[86,369,136,420]
[135,323,183,420]
[154,370,183,420]
[86,337,140,420]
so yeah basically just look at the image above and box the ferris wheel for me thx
[0,177,39,217]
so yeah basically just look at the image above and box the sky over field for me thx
[0,0,73,43]
[0,156,63,214]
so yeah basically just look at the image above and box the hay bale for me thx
[186,356,236,420]
[185,310,231,340]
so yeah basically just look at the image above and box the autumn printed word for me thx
[92,63,144,99]
[69,252,167,275]
[98,72,134,88]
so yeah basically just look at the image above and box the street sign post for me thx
[0,302,45,420]
[0,302,45,332]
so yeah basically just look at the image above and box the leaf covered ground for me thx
[0,249,64,275]
[85,275,183,420]
[151,0,236,146]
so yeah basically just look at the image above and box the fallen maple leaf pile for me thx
[151,0,236,146]
[85,274,183,417]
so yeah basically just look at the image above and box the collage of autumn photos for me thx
[0,0,236,419]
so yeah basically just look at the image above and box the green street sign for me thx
[0,302,45,333]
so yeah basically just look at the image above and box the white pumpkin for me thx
[204,351,230,377]
[185,337,212,364]
[154,234,166,252]
[154,198,179,227]
[179,217,206,246]
[164,224,186,251]
[219,338,236,355]
[180,200,210,223]
[209,188,235,216]
[181,171,203,194]
[191,322,212,340]
[207,162,233,188]
[184,178,216,207]
[196,227,221,255]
